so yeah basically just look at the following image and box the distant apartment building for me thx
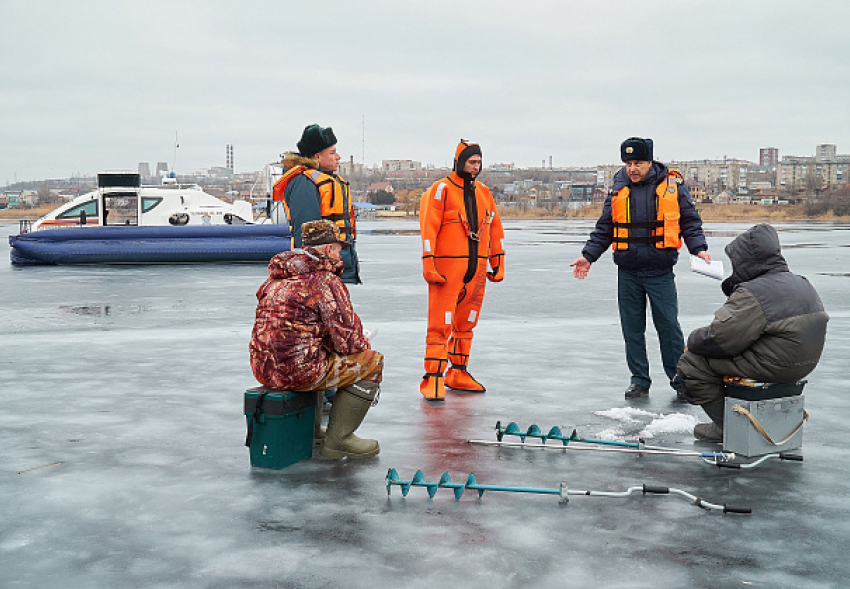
[138,162,152,178]
[597,159,753,198]
[568,182,595,203]
[3,190,22,207]
[338,158,365,177]
[382,159,421,172]
[381,159,438,181]
[208,166,234,179]
[595,165,622,192]
[235,171,258,183]
[669,159,751,195]
[685,178,707,202]
[816,144,837,163]
[759,148,779,167]
[778,144,849,193]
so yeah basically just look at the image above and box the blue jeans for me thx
[617,269,684,390]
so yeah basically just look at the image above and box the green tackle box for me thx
[244,387,316,469]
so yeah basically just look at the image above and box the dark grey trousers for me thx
[617,269,684,390]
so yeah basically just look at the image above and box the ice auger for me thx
[385,469,751,514]
[480,421,804,469]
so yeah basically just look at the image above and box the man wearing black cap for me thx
[570,137,711,400]
[272,124,360,284]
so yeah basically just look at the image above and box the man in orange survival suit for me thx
[419,140,506,400]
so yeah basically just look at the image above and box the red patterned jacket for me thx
[250,248,370,390]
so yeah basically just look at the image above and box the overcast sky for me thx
[2,0,848,183]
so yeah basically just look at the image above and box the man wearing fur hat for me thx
[250,220,381,459]
[273,124,360,284]
[571,137,711,400]
[418,140,506,401]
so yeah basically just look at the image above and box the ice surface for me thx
[2,219,850,588]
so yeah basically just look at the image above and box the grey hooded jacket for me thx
[687,224,828,383]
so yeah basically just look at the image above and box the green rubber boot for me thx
[314,390,326,446]
[320,381,380,460]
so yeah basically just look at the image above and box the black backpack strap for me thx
[245,391,269,447]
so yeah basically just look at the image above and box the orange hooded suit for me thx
[419,140,505,400]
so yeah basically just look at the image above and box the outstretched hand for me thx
[570,257,591,279]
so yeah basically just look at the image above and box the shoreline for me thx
[2,203,849,225]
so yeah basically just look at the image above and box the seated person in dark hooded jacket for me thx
[677,223,828,442]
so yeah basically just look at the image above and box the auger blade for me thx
[466,474,485,498]
[504,422,521,437]
[385,468,399,495]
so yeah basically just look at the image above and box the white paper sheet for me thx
[690,255,724,280]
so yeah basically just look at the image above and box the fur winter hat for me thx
[297,124,337,158]
[301,220,345,247]
[620,137,653,162]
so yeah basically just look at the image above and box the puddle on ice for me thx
[593,407,698,440]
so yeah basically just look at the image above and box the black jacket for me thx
[582,162,708,277]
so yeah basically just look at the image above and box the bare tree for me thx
[36,181,52,206]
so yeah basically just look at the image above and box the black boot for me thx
[625,384,649,399]
[702,397,725,425]
[694,397,725,443]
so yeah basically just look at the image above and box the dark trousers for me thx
[617,269,684,389]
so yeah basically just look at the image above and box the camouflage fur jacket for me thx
[250,248,370,390]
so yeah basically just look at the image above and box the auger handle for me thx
[642,485,669,495]
[723,504,752,514]
[780,454,803,461]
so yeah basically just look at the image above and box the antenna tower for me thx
[173,131,179,173]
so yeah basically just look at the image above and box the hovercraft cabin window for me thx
[103,193,138,226]
[142,197,163,213]
[57,201,98,220]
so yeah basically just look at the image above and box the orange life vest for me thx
[611,170,683,251]
[272,166,355,241]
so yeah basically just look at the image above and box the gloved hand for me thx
[423,266,447,284]
[486,263,504,282]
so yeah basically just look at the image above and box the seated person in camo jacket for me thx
[249,220,382,459]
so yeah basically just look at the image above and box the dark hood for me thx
[722,223,789,295]
[611,161,668,191]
